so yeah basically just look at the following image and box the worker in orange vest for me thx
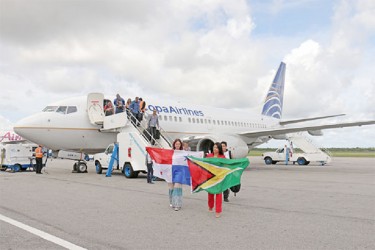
[35,145,43,174]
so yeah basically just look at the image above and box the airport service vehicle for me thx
[262,147,330,165]
[93,143,119,174]
[0,144,37,172]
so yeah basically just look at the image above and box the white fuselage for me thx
[14,95,279,154]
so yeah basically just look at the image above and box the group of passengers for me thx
[104,94,146,126]
[147,139,233,218]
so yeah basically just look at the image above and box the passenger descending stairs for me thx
[286,132,332,164]
[101,111,173,177]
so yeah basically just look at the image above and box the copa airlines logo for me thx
[148,105,204,117]
[261,62,285,119]
[261,87,283,119]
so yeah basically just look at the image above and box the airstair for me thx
[286,132,332,165]
[87,93,173,178]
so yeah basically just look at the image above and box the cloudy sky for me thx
[0,0,374,148]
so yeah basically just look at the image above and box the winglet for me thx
[261,62,286,119]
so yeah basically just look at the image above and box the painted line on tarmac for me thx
[0,213,87,250]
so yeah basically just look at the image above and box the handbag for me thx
[154,129,160,139]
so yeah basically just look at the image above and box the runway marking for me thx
[0,213,87,250]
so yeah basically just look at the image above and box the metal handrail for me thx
[127,111,171,148]
[143,112,173,147]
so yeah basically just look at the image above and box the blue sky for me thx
[0,0,374,148]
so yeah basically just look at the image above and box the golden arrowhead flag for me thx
[187,156,249,194]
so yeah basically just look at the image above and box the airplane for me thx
[13,62,375,160]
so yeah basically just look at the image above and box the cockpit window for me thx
[56,106,67,114]
[42,106,77,114]
[43,106,58,112]
[67,106,77,114]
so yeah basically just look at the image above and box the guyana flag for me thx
[187,156,249,194]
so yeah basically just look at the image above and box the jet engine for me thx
[308,130,323,136]
[182,134,249,158]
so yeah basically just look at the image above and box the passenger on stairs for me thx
[169,139,184,211]
[114,94,125,113]
[139,97,146,122]
[104,101,114,116]
[125,98,132,118]
[129,97,141,126]
[147,110,159,145]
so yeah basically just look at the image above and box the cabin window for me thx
[192,118,196,123]
[164,115,168,121]
[179,117,182,122]
[188,117,191,123]
[169,116,172,121]
[174,116,177,122]
[213,120,216,125]
[67,106,77,114]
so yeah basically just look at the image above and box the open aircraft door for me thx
[87,93,104,125]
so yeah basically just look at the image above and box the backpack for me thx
[230,184,241,195]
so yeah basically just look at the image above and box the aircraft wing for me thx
[279,114,345,125]
[239,120,375,138]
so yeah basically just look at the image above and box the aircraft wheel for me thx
[73,162,78,171]
[123,163,139,178]
[264,157,273,165]
[297,157,306,165]
[76,162,87,173]
[95,161,103,174]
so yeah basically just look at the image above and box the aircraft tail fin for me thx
[261,62,286,119]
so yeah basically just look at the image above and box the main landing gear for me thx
[72,160,88,173]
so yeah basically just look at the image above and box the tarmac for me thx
[0,157,374,250]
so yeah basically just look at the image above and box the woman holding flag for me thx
[206,142,226,218]
[170,139,184,211]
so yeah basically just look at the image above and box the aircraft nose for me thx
[14,114,44,140]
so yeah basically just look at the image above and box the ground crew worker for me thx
[35,145,43,174]
[285,144,290,165]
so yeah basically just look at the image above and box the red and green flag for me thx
[186,156,249,194]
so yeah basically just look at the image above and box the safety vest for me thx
[139,100,146,112]
[35,147,43,158]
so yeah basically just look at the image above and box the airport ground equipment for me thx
[93,106,172,178]
[54,150,89,173]
[262,132,331,165]
[0,144,38,172]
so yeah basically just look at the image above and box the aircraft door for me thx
[87,93,104,125]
